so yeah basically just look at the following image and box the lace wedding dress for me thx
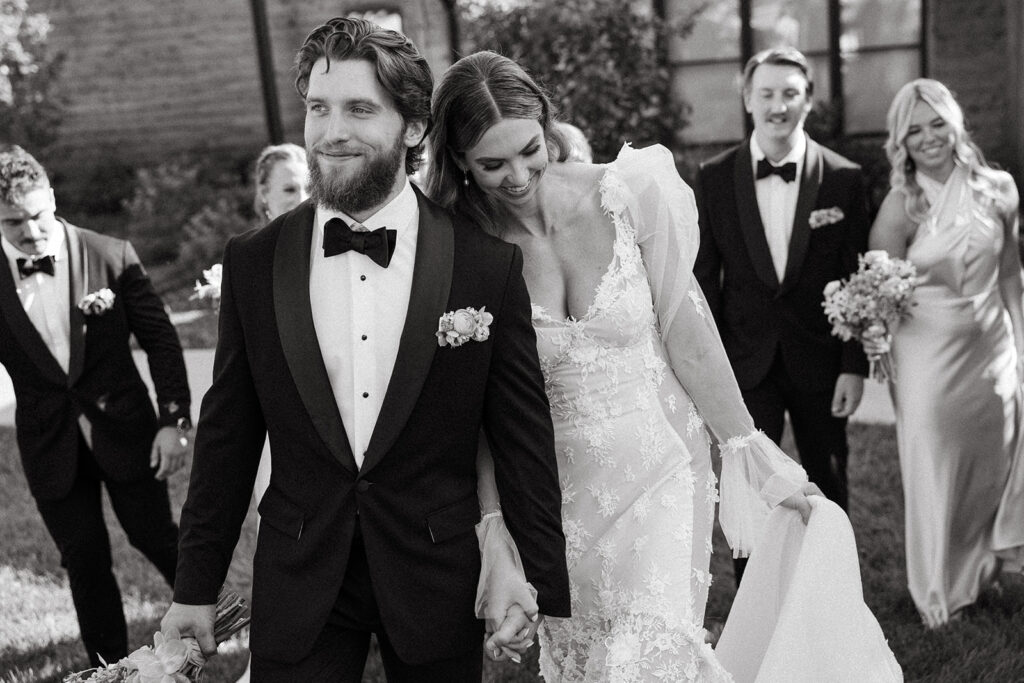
[518,145,807,682]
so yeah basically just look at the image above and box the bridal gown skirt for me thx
[716,498,902,682]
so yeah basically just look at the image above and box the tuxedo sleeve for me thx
[839,169,871,377]
[174,240,267,604]
[693,165,724,320]
[119,240,190,425]
[482,245,571,618]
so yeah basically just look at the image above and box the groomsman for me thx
[694,48,869,581]
[0,147,192,664]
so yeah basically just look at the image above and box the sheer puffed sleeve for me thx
[606,144,808,557]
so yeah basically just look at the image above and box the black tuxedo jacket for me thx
[694,135,870,393]
[174,190,571,664]
[0,222,190,501]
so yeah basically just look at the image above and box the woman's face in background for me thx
[262,158,309,220]
[461,118,548,210]
[903,100,956,180]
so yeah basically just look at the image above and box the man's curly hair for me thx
[0,146,50,206]
[294,16,433,175]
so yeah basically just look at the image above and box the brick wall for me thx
[928,0,1020,178]
[32,0,453,178]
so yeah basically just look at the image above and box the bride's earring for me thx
[463,170,470,187]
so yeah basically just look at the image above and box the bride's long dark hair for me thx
[426,51,568,236]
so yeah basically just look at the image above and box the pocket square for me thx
[809,207,844,229]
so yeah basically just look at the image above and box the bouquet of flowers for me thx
[190,264,222,308]
[822,250,917,382]
[63,590,250,683]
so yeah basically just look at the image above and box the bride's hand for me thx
[778,482,823,524]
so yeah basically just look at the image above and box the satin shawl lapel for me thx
[273,203,357,474]
[0,242,66,382]
[360,188,454,475]
[733,140,780,290]
[65,223,87,386]
[779,136,822,295]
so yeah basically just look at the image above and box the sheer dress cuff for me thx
[474,511,539,624]
[718,431,808,558]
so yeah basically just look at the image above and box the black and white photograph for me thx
[0,1,1022,681]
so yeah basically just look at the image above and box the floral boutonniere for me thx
[809,206,845,229]
[78,288,115,316]
[437,306,493,347]
[190,263,222,304]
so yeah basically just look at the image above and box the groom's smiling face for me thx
[303,57,425,219]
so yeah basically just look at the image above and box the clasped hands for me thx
[485,603,541,664]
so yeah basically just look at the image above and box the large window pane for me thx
[840,0,920,49]
[806,54,831,103]
[675,0,741,61]
[843,48,919,133]
[751,0,829,53]
[675,63,746,143]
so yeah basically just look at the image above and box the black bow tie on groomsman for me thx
[756,158,798,183]
[16,254,56,278]
[322,217,397,268]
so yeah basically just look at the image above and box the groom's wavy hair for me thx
[426,51,569,237]
[0,146,50,206]
[294,16,433,174]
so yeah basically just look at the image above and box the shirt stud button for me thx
[360,274,366,281]
[362,392,369,398]
[361,335,367,341]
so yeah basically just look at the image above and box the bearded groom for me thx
[162,17,570,682]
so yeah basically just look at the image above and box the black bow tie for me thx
[16,254,55,278]
[756,158,797,183]
[322,218,397,268]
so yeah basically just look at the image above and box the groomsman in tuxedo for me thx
[694,48,869,581]
[164,17,569,681]
[0,147,192,665]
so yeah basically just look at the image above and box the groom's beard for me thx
[308,132,407,215]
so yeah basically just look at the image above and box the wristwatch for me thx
[176,416,194,447]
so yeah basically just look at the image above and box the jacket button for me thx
[356,480,372,493]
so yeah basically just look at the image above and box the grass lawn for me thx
[1,422,1022,682]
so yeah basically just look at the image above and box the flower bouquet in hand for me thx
[63,589,250,683]
[822,250,917,382]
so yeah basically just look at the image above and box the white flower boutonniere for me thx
[190,263,223,303]
[78,288,115,316]
[809,206,845,229]
[437,306,493,347]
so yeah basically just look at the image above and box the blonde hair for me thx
[253,143,306,221]
[884,78,1009,223]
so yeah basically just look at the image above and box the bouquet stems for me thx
[869,353,896,383]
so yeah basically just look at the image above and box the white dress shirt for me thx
[309,180,418,468]
[2,224,93,445]
[2,226,71,372]
[751,134,806,282]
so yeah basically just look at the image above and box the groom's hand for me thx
[830,373,864,418]
[485,604,541,663]
[161,601,218,657]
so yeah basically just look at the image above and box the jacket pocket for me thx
[425,494,479,544]
[258,486,307,539]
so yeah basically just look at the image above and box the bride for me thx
[426,51,852,682]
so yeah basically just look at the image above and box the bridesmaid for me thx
[869,78,1024,628]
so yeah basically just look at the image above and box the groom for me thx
[163,17,570,681]
[694,48,869,581]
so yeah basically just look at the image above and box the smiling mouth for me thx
[499,175,535,197]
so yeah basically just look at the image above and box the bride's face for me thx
[460,118,548,209]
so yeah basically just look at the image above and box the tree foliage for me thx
[0,0,64,149]
[459,0,696,162]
